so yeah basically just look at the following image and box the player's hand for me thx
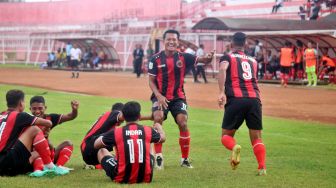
[205,50,215,62]
[157,94,169,110]
[218,92,226,108]
[71,100,79,110]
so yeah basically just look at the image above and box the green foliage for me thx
[0,84,335,188]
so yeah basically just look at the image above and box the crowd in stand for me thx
[271,0,335,20]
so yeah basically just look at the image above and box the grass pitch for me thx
[0,84,335,188]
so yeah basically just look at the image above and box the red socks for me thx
[154,143,162,154]
[221,135,236,150]
[33,157,44,171]
[252,139,266,169]
[56,145,73,166]
[33,131,52,164]
[179,131,190,159]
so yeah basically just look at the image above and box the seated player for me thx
[29,96,78,173]
[94,101,166,184]
[0,90,69,177]
[318,55,335,83]
[81,102,153,169]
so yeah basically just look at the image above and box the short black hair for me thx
[30,96,45,105]
[111,102,124,111]
[232,32,246,47]
[122,101,141,122]
[163,29,180,40]
[285,41,292,47]
[6,89,25,108]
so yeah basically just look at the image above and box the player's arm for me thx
[153,123,166,143]
[139,114,153,121]
[59,100,79,124]
[218,57,230,108]
[196,50,215,64]
[33,117,52,128]
[94,130,115,149]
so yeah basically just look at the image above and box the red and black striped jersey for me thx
[148,51,196,100]
[101,123,161,183]
[0,111,37,153]
[220,51,260,99]
[80,110,121,151]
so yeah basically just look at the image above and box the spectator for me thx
[185,44,200,83]
[272,0,283,13]
[310,2,321,20]
[56,48,62,67]
[270,52,281,79]
[298,6,306,20]
[280,42,294,87]
[83,48,92,68]
[47,52,56,68]
[133,44,144,78]
[196,44,208,83]
[61,48,67,67]
[256,46,265,79]
[65,42,72,67]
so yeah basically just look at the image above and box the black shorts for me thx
[101,154,155,183]
[151,98,188,121]
[70,60,79,68]
[280,66,291,74]
[222,98,262,130]
[81,138,100,165]
[0,140,32,176]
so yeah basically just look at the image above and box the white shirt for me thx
[196,48,205,66]
[70,48,82,60]
[185,47,196,55]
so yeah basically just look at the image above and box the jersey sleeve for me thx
[49,114,62,129]
[106,111,121,126]
[16,112,38,128]
[148,56,158,76]
[184,53,197,71]
[101,130,116,147]
[150,128,161,143]
[219,54,231,64]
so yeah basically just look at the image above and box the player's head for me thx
[232,32,246,48]
[307,41,313,48]
[29,96,47,117]
[296,40,303,47]
[6,89,25,112]
[285,42,291,47]
[122,101,141,122]
[163,29,180,52]
[111,102,124,111]
[199,44,204,49]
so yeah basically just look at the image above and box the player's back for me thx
[223,51,260,99]
[81,110,120,151]
[0,111,24,152]
[113,123,154,183]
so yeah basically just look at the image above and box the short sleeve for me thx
[219,54,231,64]
[106,111,121,126]
[150,128,161,143]
[16,112,37,128]
[48,114,62,129]
[101,130,116,147]
[184,53,197,71]
[148,57,158,76]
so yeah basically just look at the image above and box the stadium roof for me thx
[56,38,119,61]
[192,17,336,31]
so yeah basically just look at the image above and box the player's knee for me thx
[153,114,164,123]
[62,140,73,147]
[26,126,42,136]
[177,120,188,131]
